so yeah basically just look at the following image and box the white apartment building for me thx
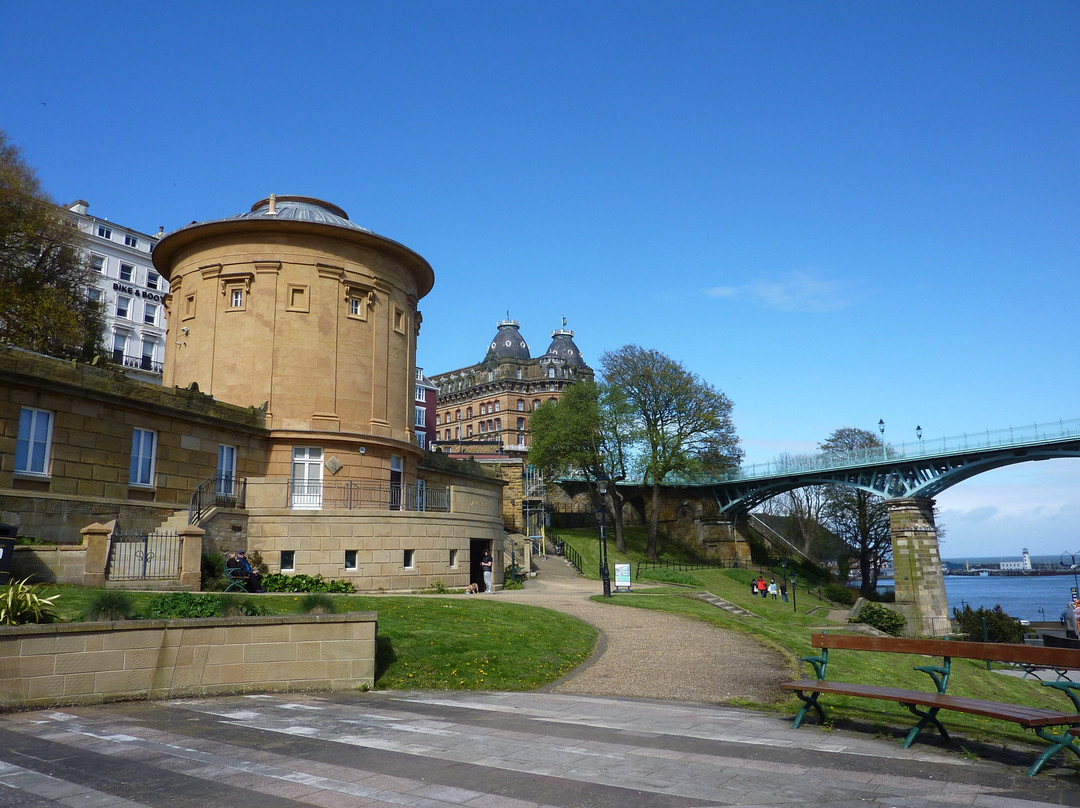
[67,200,169,382]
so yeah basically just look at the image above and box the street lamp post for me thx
[878,419,886,459]
[597,473,611,598]
[780,558,796,613]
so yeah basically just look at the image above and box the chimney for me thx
[68,200,89,215]
[267,194,278,216]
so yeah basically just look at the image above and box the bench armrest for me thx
[799,651,828,681]
[1043,681,1080,712]
[915,661,951,694]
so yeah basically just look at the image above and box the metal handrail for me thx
[286,479,449,512]
[189,474,246,525]
[728,418,1080,482]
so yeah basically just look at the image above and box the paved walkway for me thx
[0,556,1077,806]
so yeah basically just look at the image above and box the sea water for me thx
[942,575,1077,624]
[873,573,1077,622]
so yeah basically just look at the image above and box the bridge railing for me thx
[726,418,1080,482]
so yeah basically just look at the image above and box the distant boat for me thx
[978,570,989,577]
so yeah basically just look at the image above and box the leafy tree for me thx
[952,604,1024,644]
[0,130,103,359]
[600,345,742,561]
[757,481,833,558]
[528,379,636,552]
[820,427,892,597]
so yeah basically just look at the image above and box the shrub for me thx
[853,601,906,636]
[216,594,270,616]
[823,582,857,606]
[952,604,1024,644]
[0,578,59,625]
[413,579,453,595]
[83,590,134,621]
[299,593,337,614]
[262,573,355,593]
[201,552,226,590]
[140,592,221,619]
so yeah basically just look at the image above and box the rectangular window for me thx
[349,296,362,317]
[230,288,244,308]
[144,302,157,325]
[87,287,102,303]
[184,292,196,319]
[146,271,159,290]
[393,307,405,333]
[97,225,112,240]
[15,407,53,476]
[415,406,426,428]
[415,385,425,402]
[517,417,525,430]
[281,550,295,571]
[287,284,309,312]
[90,255,105,273]
[517,432,524,445]
[141,339,155,370]
[129,428,156,487]
[112,332,127,363]
[217,444,237,497]
[403,549,415,569]
[124,234,139,248]
[116,296,131,319]
[517,399,524,411]
[345,550,358,570]
[119,263,133,282]
[494,401,500,412]
[449,549,458,568]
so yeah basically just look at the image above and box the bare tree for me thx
[820,427,892,596]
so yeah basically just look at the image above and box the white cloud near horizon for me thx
[706,269,851,313]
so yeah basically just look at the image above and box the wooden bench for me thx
[780,633,1080,776]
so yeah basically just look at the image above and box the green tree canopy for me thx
[0,131,103,359]
[600,345,742,560]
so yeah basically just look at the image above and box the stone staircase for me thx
[692,591,762,618]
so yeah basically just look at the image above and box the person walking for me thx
[481,548,494,594]
[768,579,778,599]
[756,576,767,598]
[780,580,788,602]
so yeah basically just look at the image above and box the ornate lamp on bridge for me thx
[878,419,886,459]
[596,472,611,598]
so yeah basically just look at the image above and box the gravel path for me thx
[497,554,791,704]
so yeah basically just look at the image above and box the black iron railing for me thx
[189,474,247,525]
[287,480,449,512]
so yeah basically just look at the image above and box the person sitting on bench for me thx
[226,550,264,593]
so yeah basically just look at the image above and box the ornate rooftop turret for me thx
[542,317,586,368]
[485,318,530,362]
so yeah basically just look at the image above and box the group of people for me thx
[225,550,264,593]
[751,575,788,602]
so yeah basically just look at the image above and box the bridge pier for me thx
[887,497,950,636]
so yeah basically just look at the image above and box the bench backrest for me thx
[811,633,1080,668]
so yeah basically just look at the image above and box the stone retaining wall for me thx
[0,612,376,712]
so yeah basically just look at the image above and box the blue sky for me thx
[2,1,1077,560]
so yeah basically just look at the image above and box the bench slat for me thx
[812,633,1080,668]
[780,680,1080,728]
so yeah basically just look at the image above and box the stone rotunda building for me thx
[154,195,432,492]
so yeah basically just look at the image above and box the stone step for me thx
[693,591,762,619]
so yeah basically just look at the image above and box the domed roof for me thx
[487,319,530,361]
[543,323,586,367]
[235,195,371,233]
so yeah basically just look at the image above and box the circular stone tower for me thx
[152,195,434,483]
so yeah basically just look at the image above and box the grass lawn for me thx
[29,528,1080,768]
[37,585,597,693]
[556,525,1080,763]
